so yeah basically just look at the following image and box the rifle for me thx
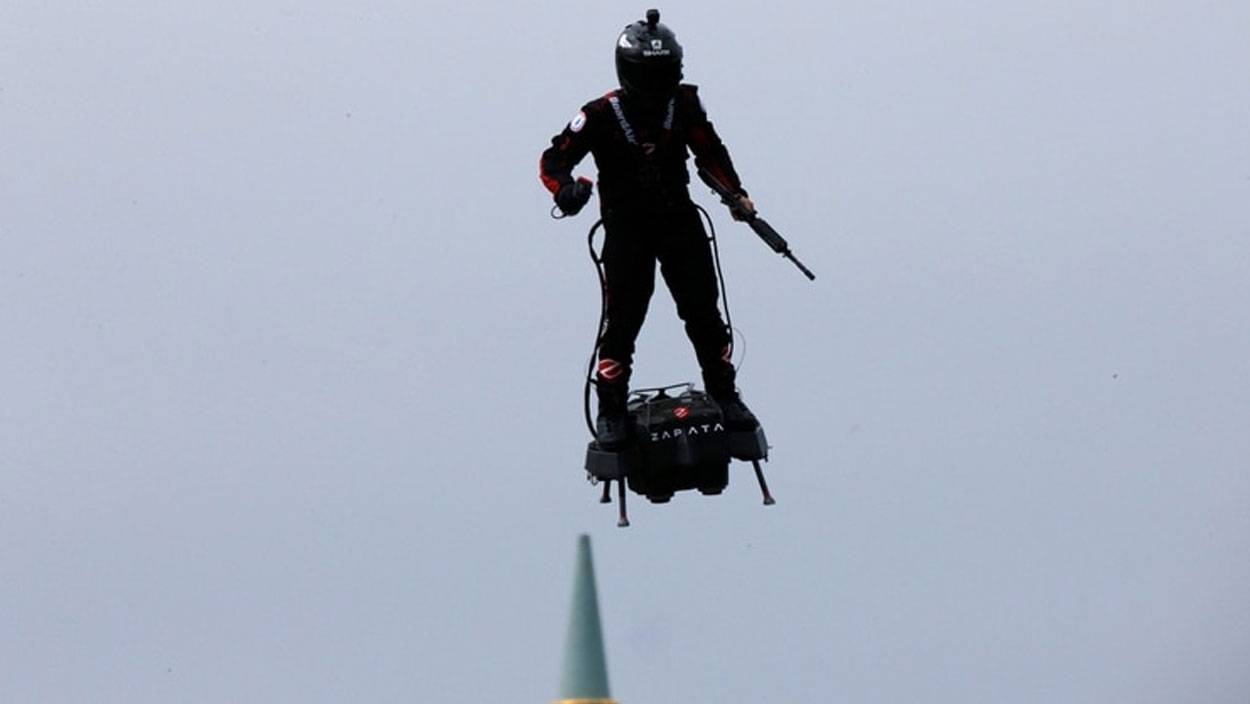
[697,168,816,281]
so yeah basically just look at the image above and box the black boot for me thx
[713,389,759,431]
[705,371,759,431]
[595,382,632,450]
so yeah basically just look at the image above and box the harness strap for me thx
[607,94,676,146]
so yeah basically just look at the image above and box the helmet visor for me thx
[621,60,683,102]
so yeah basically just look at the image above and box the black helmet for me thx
[615,9,684,108]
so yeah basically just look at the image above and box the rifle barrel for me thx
[697,167,816,282]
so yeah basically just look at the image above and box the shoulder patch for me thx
[569,110,588,133]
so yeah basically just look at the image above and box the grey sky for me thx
[3,1,1248,701]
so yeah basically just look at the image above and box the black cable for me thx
[584,219,607,438]
[696,204,735,365]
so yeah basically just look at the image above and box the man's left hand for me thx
[731,194,756,222]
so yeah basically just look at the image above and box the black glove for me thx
[556,177,594,216]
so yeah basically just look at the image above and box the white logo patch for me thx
[651,39,663,50]
[569,110,587,133]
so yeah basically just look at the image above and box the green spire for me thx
[557,534,617,704]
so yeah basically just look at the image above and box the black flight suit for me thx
[539,85,746,400]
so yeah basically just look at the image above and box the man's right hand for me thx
[556,177,594,216]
